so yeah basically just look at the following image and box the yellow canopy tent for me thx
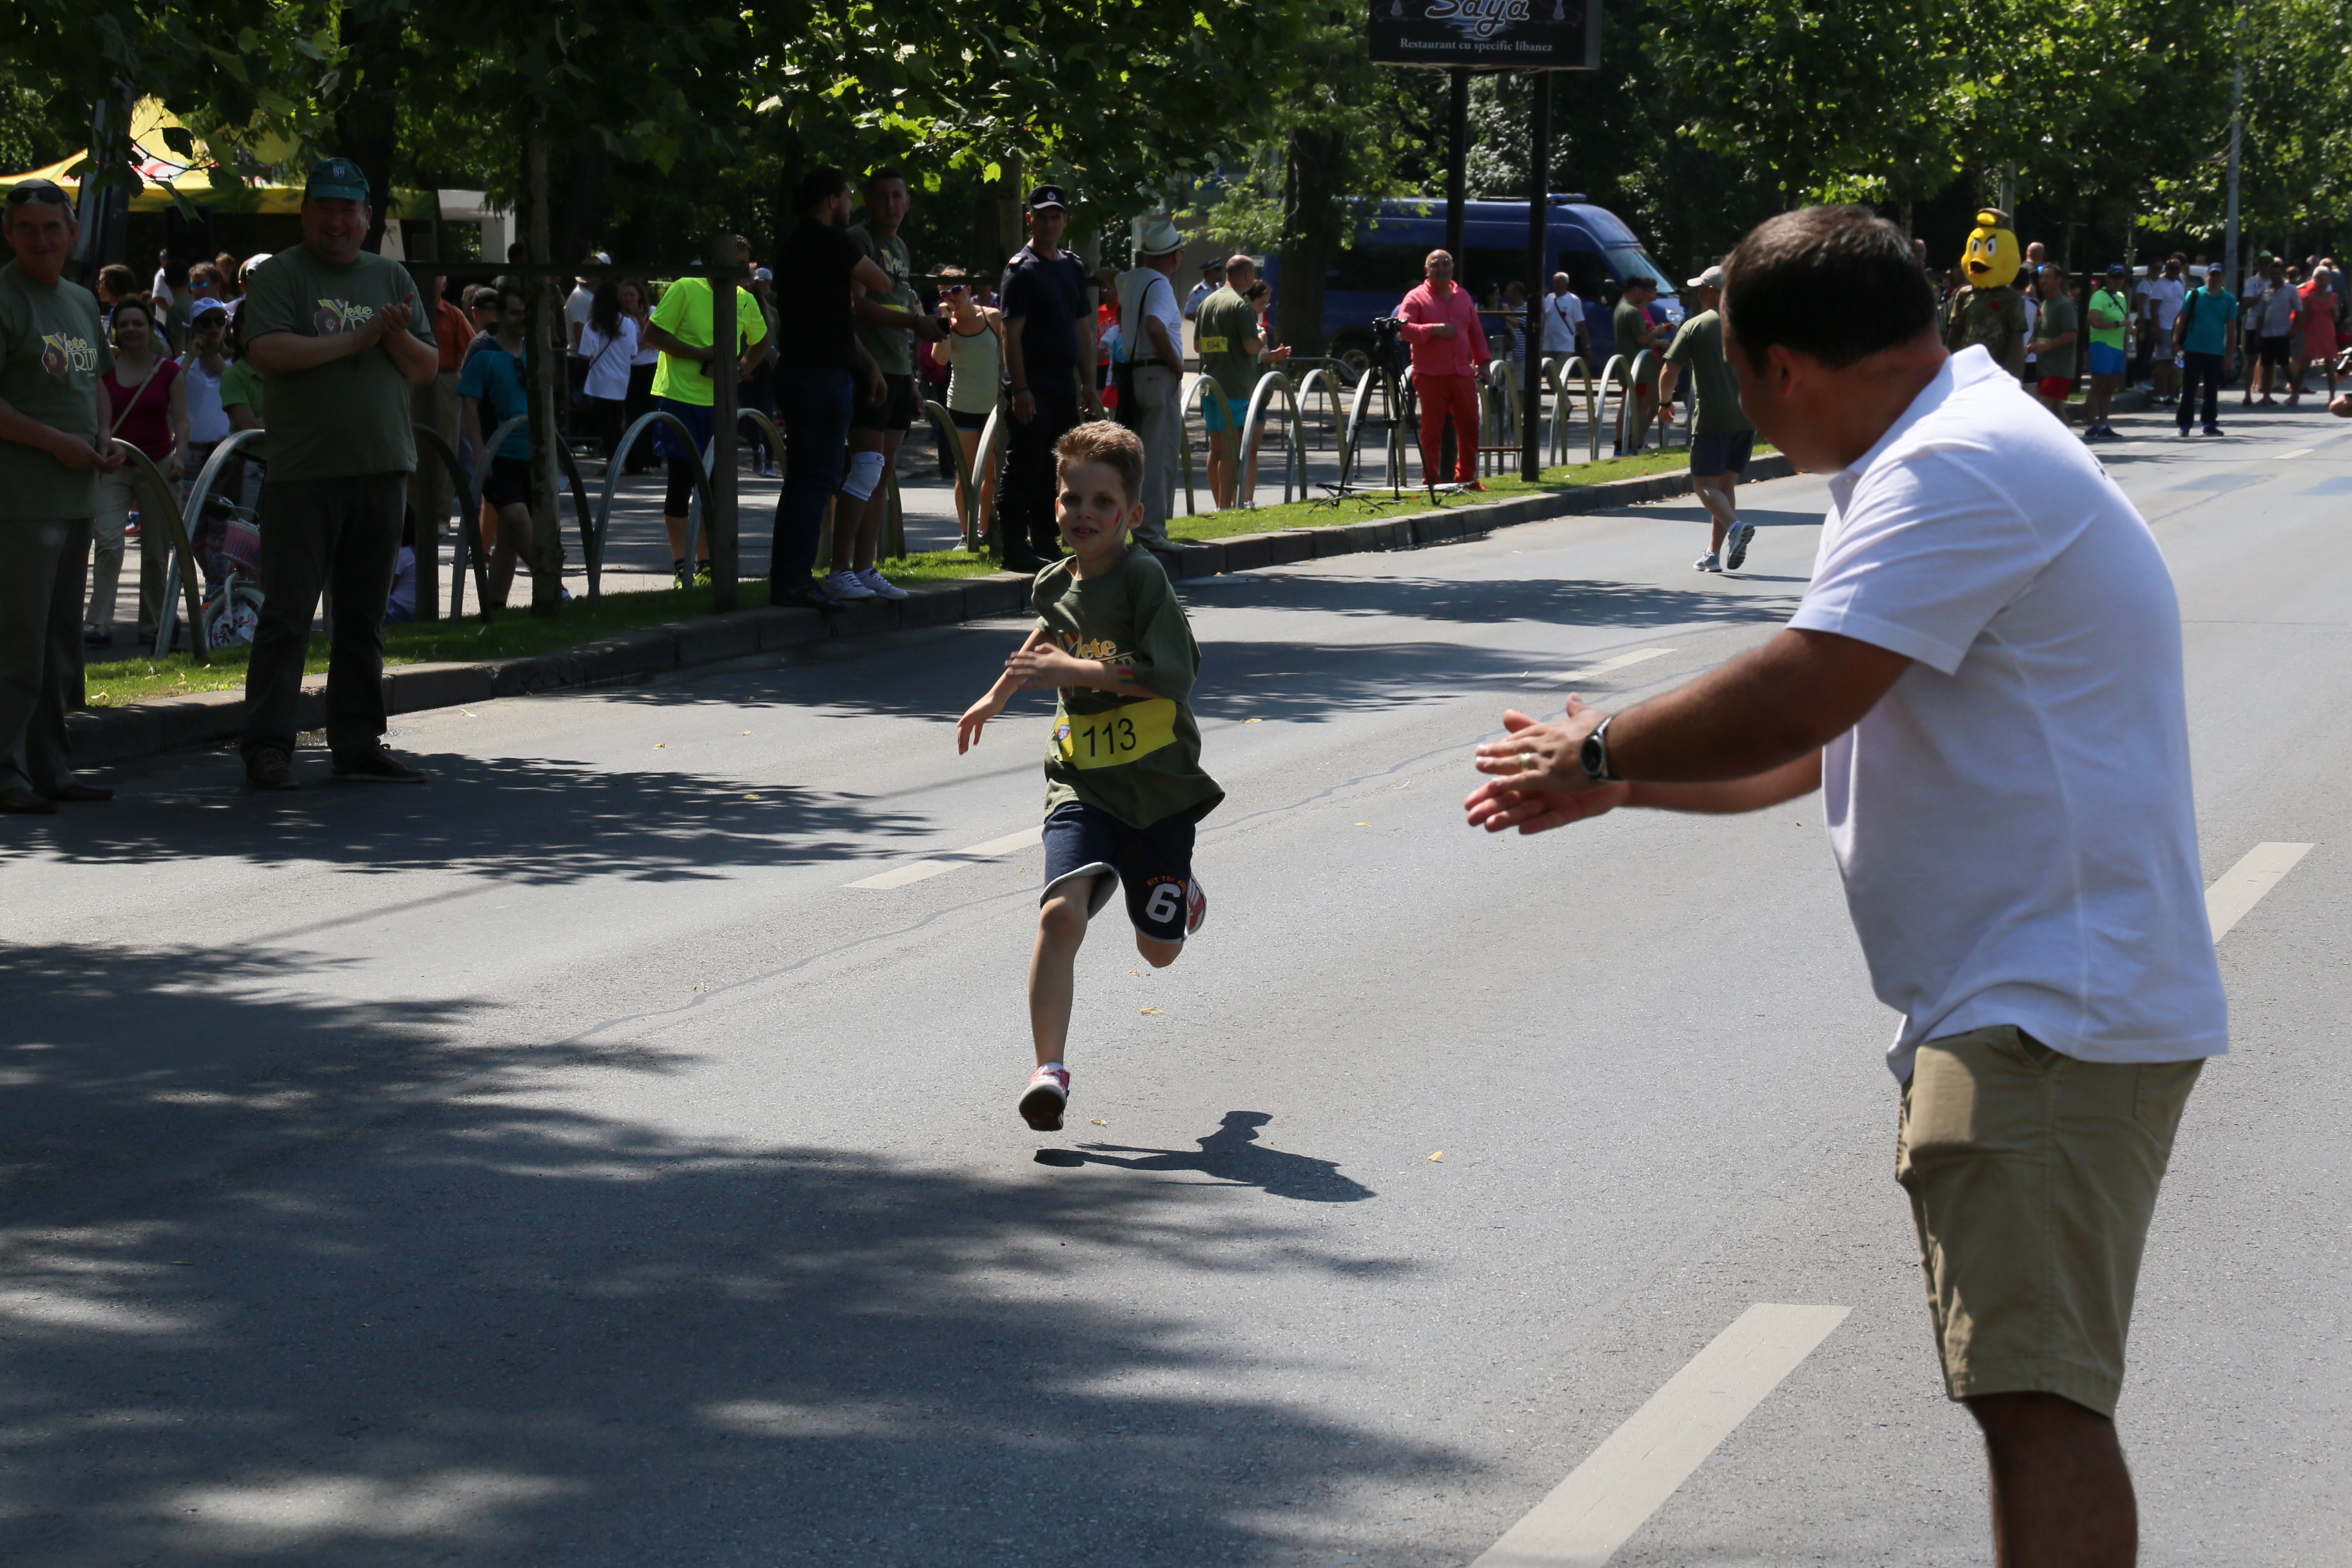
[0,99,425,217]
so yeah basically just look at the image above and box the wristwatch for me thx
[1579,714,1619,783]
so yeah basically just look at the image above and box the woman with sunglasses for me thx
[86,295,189,648]
[926,266,1003,548]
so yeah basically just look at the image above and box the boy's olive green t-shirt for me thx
[241,245,432,480]
[2035,293,2080,382]
[1030,546,1223,830]
[0,262,113,520]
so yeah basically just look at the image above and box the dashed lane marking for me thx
[2206,841,2314,941]
[1558,648,1676,684]
[1467,1303,1848,1567]
[846,825,1045,890]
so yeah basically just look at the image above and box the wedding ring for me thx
[1518,750,1537,772]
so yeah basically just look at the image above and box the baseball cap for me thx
[305,156,370,202]
[1684,264,1725,291]
[2106,262,2126,275]
[188,296,228,319]
[1025,184,1068,211]
[4,177,70,210]
[753,266,773,281]
[2207,262,2226,276]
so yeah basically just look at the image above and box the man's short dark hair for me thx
[796,165,849,214]
[1721,206,1936,373]
[865,166,906,193]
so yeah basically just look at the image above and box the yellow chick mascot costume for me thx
[1943,208,2028,377]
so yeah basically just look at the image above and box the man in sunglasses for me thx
[0,179,125,812]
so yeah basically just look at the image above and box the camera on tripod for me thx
[1368,315,1409,385]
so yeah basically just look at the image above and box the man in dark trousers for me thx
[0,179,124,813]
[239,157,439,789]
[997,184,1101,573]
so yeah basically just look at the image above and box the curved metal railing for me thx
[141,435,259,662]
[921,398,1005,556]
[585,409,710,600]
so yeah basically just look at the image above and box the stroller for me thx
[195,489,265,649]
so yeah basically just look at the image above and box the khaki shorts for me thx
[1896,1024,2201,1417]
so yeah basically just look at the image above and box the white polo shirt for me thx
[1790,345,2228,1079]
[1540,289,1585,353]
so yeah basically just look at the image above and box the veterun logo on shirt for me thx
[39,331,98,377]
[313,298,377,335]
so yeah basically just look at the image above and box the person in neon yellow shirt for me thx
[2082,263,2131,440]
[643,241,768,583]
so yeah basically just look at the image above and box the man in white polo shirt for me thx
[1463,205,2223,1565]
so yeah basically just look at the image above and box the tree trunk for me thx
[334,2,404,254]
[977,153,1024,278]
[520,108,565,617]
[1279,126,1339,360]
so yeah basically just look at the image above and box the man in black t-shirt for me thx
[768,166,896,611]
[997,185,1100,571]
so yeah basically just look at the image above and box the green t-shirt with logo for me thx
[847,224,916,377]
[218,355,265,459]
[2035,293,2080,382]
[242,245,432,480]
[1661,309,1751,435]
[649,277,765,407]
[1031,545,1223,832]
[1195,285,1262,409]
[0,261,113,520]
[2088,288,2129,350]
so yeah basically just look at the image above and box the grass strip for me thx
[83,548,1006,707]
[1165,448,1716,540]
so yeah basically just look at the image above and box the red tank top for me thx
[103,357,181,462]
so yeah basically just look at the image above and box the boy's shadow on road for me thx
[1035,1111,1375,1202]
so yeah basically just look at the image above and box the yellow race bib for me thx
[1055,698,1177,770]
[1197,335,1230,354]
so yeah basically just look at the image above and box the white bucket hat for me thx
[1132,216,1184,257]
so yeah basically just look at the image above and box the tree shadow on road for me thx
[0,950,1472,1568]
[1035,1111,1377,1203]
[1,750,933,883]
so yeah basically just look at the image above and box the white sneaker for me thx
[822,569,875,602]
[1019,1064,1070,1132]
[1694,552,1721,573]
[1186,877,1208,937]
[856,567,908,601]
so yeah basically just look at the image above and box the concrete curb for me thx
[69,454,1793,768]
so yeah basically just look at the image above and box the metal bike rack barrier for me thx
[446,416,524,620]
[1288,366,1349,456]
[1593,355,1628,459]
[585,409,710,600]
[1614,350,1660,454]
[1544,356,1598,466]
[921,397,1006,556]
[1237,371,1309,507]
[141,435,260,662]
[678,407,782,580]
[436,424,599,615]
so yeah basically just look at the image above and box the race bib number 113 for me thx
[1055,698,1177,770]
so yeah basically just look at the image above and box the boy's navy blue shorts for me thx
[1041,800,1199,943]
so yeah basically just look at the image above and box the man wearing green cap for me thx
[239,156,439,790]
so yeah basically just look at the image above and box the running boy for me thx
[957,421,1220,1130]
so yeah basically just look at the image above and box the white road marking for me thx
[845,825,1044,890]
[1559,648,1676,683]
[2206,841,2314,941]
[1467,1303,1848,1568]
[2273,448,2313,460]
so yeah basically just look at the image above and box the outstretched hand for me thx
[1463,700,1631,835]
[956,692,1006,754]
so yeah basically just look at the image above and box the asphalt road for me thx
[5,397,2345,1565]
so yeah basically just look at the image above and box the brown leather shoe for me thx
[0,787,59,814]
[43,781,114,802]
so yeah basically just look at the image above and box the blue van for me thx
[1264,195,1683,373]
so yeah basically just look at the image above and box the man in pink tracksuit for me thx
[1396,250,1491,489]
